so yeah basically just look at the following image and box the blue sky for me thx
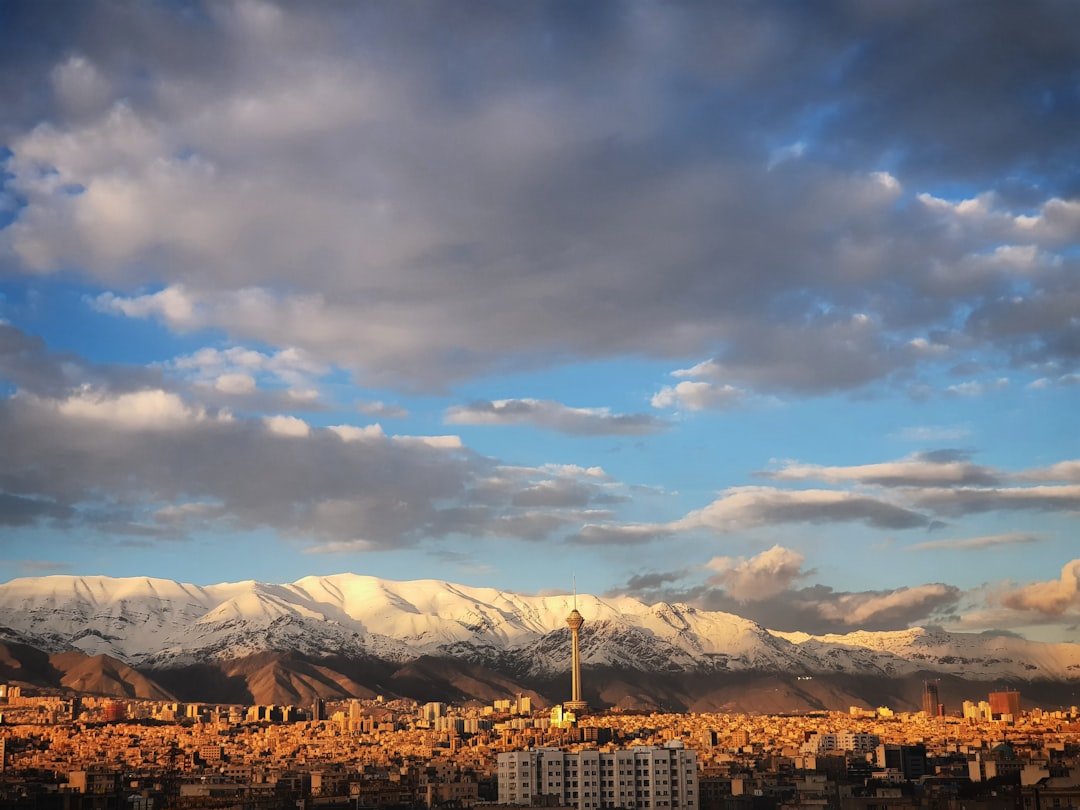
[0,1,1078,641]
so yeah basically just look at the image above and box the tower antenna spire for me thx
[573,575,577,610]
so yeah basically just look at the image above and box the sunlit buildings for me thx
[989,690,1021,720]
[497,742,697,809]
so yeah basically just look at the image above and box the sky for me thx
[0,1,1078,643]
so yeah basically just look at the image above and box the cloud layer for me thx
[1,1,1077,395]
[0,2,1076,640]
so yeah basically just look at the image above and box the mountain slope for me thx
[0,573,1077,689]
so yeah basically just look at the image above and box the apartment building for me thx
[497,741,697,809]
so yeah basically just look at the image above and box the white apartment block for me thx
[497,742,698,809]
[800,731,879,755]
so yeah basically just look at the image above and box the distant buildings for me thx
[498,741,698,809]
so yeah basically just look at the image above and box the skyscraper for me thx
[989,690,1021,719]
[922,680,941,716]
[565,596,588,712]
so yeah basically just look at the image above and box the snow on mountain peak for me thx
[0,573,1076,681]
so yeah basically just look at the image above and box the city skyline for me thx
[0,3,1078,644]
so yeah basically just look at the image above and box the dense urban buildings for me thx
[1,682,1080,809]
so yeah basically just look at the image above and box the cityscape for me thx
[2,2,1079,809]
[1,603,1080,808]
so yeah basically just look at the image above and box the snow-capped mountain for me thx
[0,573,1077,684]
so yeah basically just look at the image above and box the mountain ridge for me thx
[0,572,1076,689]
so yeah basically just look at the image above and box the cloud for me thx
[650,380,747,411]
[705,545,807,601]
[607,573,963,634]
[906,532,1041,552]
[1029,373,1080,390]
[0,492,73,527]
[263,414,310,438]
[0,322,160,398]
[944,378,1009,397]
[677,486,931,532]
[2,560,75,577]
[357,400,409,419]
[762,451,1000,487]
[806,583,962,629]
[573,523,672,547]
[0,358,640,550]
[36,387,223,431]
[616,570,693,593]
[911,484,1080,517]
[1001,559,1080,616]
[445,398,667,436]
[892,424,974,442]
[0,2,1076,394]
[1016,460,1080,483]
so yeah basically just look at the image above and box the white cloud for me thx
[1002,559,1080,616]
[44,387,215,430]
[651,380,746,411]
[705,545,806,601]
[328,424,385,442]
[764,453,999,487]
[1019,460,1080,482]
[263,414,310,437]
[214,372,256,395]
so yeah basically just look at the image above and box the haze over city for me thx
[0,1,1078,645]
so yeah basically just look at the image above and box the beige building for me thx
[498,742,698,809]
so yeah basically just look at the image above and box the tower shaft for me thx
[565,607,587,712]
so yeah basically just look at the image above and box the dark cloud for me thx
[912,485,1080,517]
[0,322,159,397]
[0,491,72,526]
[612,576,963,635]
[907,532,1041,552]
[681,487,932,532]
[572,524,671,547]
[0,2,1074,394]
[617,570,691,593]
[0,380,630,549]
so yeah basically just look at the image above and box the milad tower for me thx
[564,587,588,713]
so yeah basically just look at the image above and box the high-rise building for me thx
[989,690,1021,719]
[498,742,698,809]
[922,680,941,716]
[565,597,588,713]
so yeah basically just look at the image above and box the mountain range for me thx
[0,573,1077,713]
